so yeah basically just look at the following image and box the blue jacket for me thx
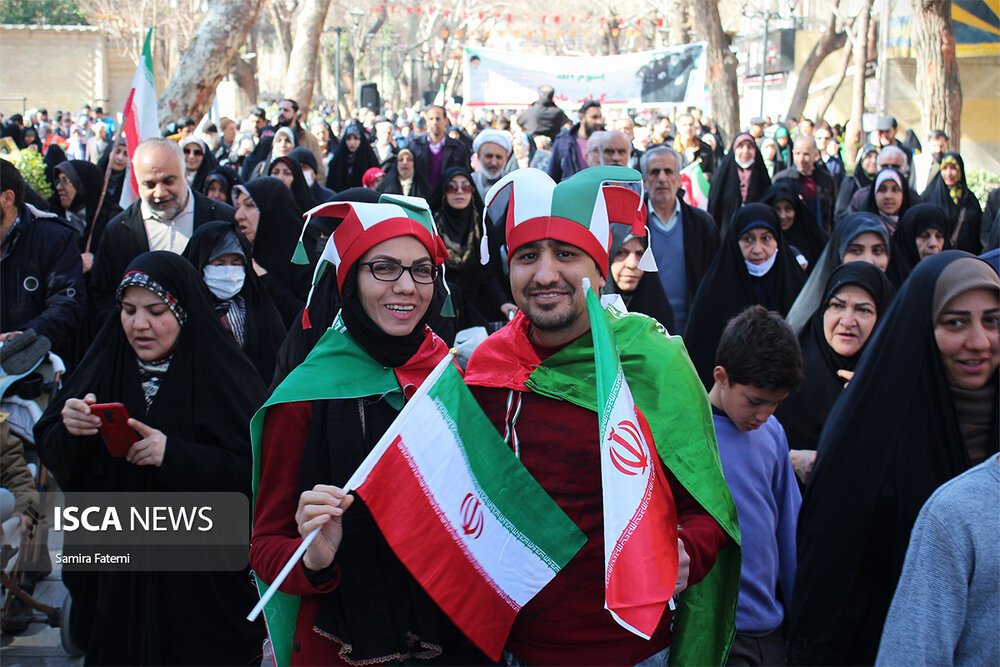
[548,123,584,182]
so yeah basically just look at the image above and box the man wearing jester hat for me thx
[463,167,741,666]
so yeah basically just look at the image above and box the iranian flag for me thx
[584,278,679,639]
[346,354,586,660]
[680,160,710,210]
[120,28,159,208]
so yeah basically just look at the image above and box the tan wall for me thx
[0,25,135,119]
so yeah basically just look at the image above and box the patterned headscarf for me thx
[116,271,189,326]
[940,154,964,205]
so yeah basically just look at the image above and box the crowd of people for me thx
[0,85,997,667]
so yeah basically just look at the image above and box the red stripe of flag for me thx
[357,437,517,661]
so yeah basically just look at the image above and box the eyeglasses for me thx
[183,148,203,156]
[56,175,72,188]
[446,182,473,194]
[361,260,439,284]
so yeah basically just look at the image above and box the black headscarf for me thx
[289,145,336,204]
[182,221,287,385]
[787,250,999,666]
[430,166,484,271]
[684,202,806,387]
[239,177,313,327]
[376,149,433,201]
[785,212,891,332]
[43,143,68,202]
[920,151,984,254]
[201,165,241,204]
[33,250,266,665]
[774,262,895,453]
[861,166,914,226]
[762,180,829,271]
[601,223,675,331]
[54,159,122,252]
[267,154,317,213]
[327,121,380,192]
[887,202,952,286]
[707,133,772,237]
[95,135,127,205]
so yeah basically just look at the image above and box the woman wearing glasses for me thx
[179,136,218,193]
[250,197,489,666]
[430,166,515,329]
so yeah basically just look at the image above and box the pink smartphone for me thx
[91,402,140,457]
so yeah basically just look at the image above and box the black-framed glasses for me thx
[361,260,439,284]
[183,147,203,156]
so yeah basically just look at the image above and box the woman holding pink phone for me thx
[34,251,266,665]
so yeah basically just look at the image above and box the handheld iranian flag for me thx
[584,278,679,639]
[120,28,159,208]
[680,160,710,210]
[248,353,586,661]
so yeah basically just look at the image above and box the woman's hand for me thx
[126,418,167,466]
[295,484,355,572]
[837,369,855,386]
[252,259,267,277]
[500,303,518,320]
[62,393,100,436]
[80,252,94,274]
[789,449,817,485]
[674,538,690,596]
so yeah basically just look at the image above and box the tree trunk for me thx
[786,5,847,122]
[911,0,962,151]
[268,0,294,69]
[285,0,333,112]
[814,28,854,124]
[692,0,739,140]
[230,53,258,116]
[158,0,265,130]
[669,0,689,45]
[845,0,874,164]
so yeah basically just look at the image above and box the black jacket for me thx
[516,99,570,140]
[406,133,471,190]
[1,204,86,354]
[89,191,235,323]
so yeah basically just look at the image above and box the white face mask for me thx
[303,169,315,186]
[203,264,245,300]
[745,247,779,277]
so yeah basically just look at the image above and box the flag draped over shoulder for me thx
[585,281,679,639]
[680,160,710,210]
[352,356,587,661]
[120,28,159,208]
[525,307,742,667]
[249,315,585,665]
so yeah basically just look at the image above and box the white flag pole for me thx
[246,350,457,622]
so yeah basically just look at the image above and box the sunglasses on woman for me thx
[446,182,472,194]
[183,148,204,156]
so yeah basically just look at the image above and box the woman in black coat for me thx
[183,220,287,385]
[684,202,806,387]
[34,251,266,665]
[921,151,984,254]
[707,133,772,238]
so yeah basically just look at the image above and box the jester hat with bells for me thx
[297,194,450,328]
[483,166,653,277]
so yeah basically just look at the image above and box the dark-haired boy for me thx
[709,305,803,666]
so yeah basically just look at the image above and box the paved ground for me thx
[2,483,81,667]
